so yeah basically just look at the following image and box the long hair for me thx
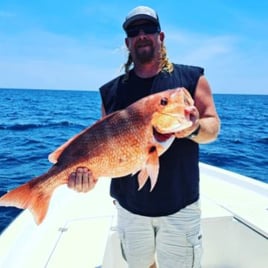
[122,44,173,82]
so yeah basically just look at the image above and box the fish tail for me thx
[0,174,53,225]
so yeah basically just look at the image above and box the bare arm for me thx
[175,76,220,143]
[192,76,220,143]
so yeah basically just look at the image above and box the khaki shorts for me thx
[115,201,202,268]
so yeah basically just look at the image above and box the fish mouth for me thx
[153,121,192,142]
[162,121,193,133]
[153,112,193,135]
[153,127,174,142]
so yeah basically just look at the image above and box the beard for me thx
[134,40,155,64]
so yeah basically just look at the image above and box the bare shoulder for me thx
[194,76,218,119]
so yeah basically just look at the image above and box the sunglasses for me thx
[126,24,160,38]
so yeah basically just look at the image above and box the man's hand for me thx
[68,167,97,193]
[175,105,200,138]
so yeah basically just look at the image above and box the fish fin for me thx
[0,175,53,225]
[145,145,160,191]
[48,112,119,164]
[137,145,160,191]
[48,127,90,164]
[137,168,149,190]
[48,133,80,163]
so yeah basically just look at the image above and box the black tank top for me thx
[100,64,204,216]
[117,71,155,107]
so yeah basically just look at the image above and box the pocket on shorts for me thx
[114,215,127,261]
[114,201,132,261]
[187,233,202,268]
[192,244,202,268]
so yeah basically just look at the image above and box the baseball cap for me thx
[123,6,161,30]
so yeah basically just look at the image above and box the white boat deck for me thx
[0,163,267,268]
[200,163,268,238]
[199,163,268,268]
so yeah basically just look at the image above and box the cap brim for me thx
[123,14,159,30]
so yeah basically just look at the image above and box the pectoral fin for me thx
[146,146,160,191]
[138,145,160,191]
[137,168,149,190]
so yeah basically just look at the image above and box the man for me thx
[68,6,220,268]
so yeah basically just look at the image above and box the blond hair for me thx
[122,44,173,82]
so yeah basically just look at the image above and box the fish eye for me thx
[160,97,168,106]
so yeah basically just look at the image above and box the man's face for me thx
[125,20,163,64]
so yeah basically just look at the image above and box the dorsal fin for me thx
[48,128,89,163]
[48,112,119,164]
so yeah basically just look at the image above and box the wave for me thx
[0,121,86,131]
[258,137,268,145]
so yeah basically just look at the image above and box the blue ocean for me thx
[0,88,267,233]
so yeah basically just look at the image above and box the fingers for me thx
[76,167,89,192]
[175,106,200,138]
[68,167,97,193]
[185,106,199,124]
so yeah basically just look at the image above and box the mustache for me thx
[135,39,153,48]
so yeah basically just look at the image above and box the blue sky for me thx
[0,1,267,94]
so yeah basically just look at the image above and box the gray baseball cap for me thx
[123,6,161,30]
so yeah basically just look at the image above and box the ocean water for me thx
[0,88,267,233]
